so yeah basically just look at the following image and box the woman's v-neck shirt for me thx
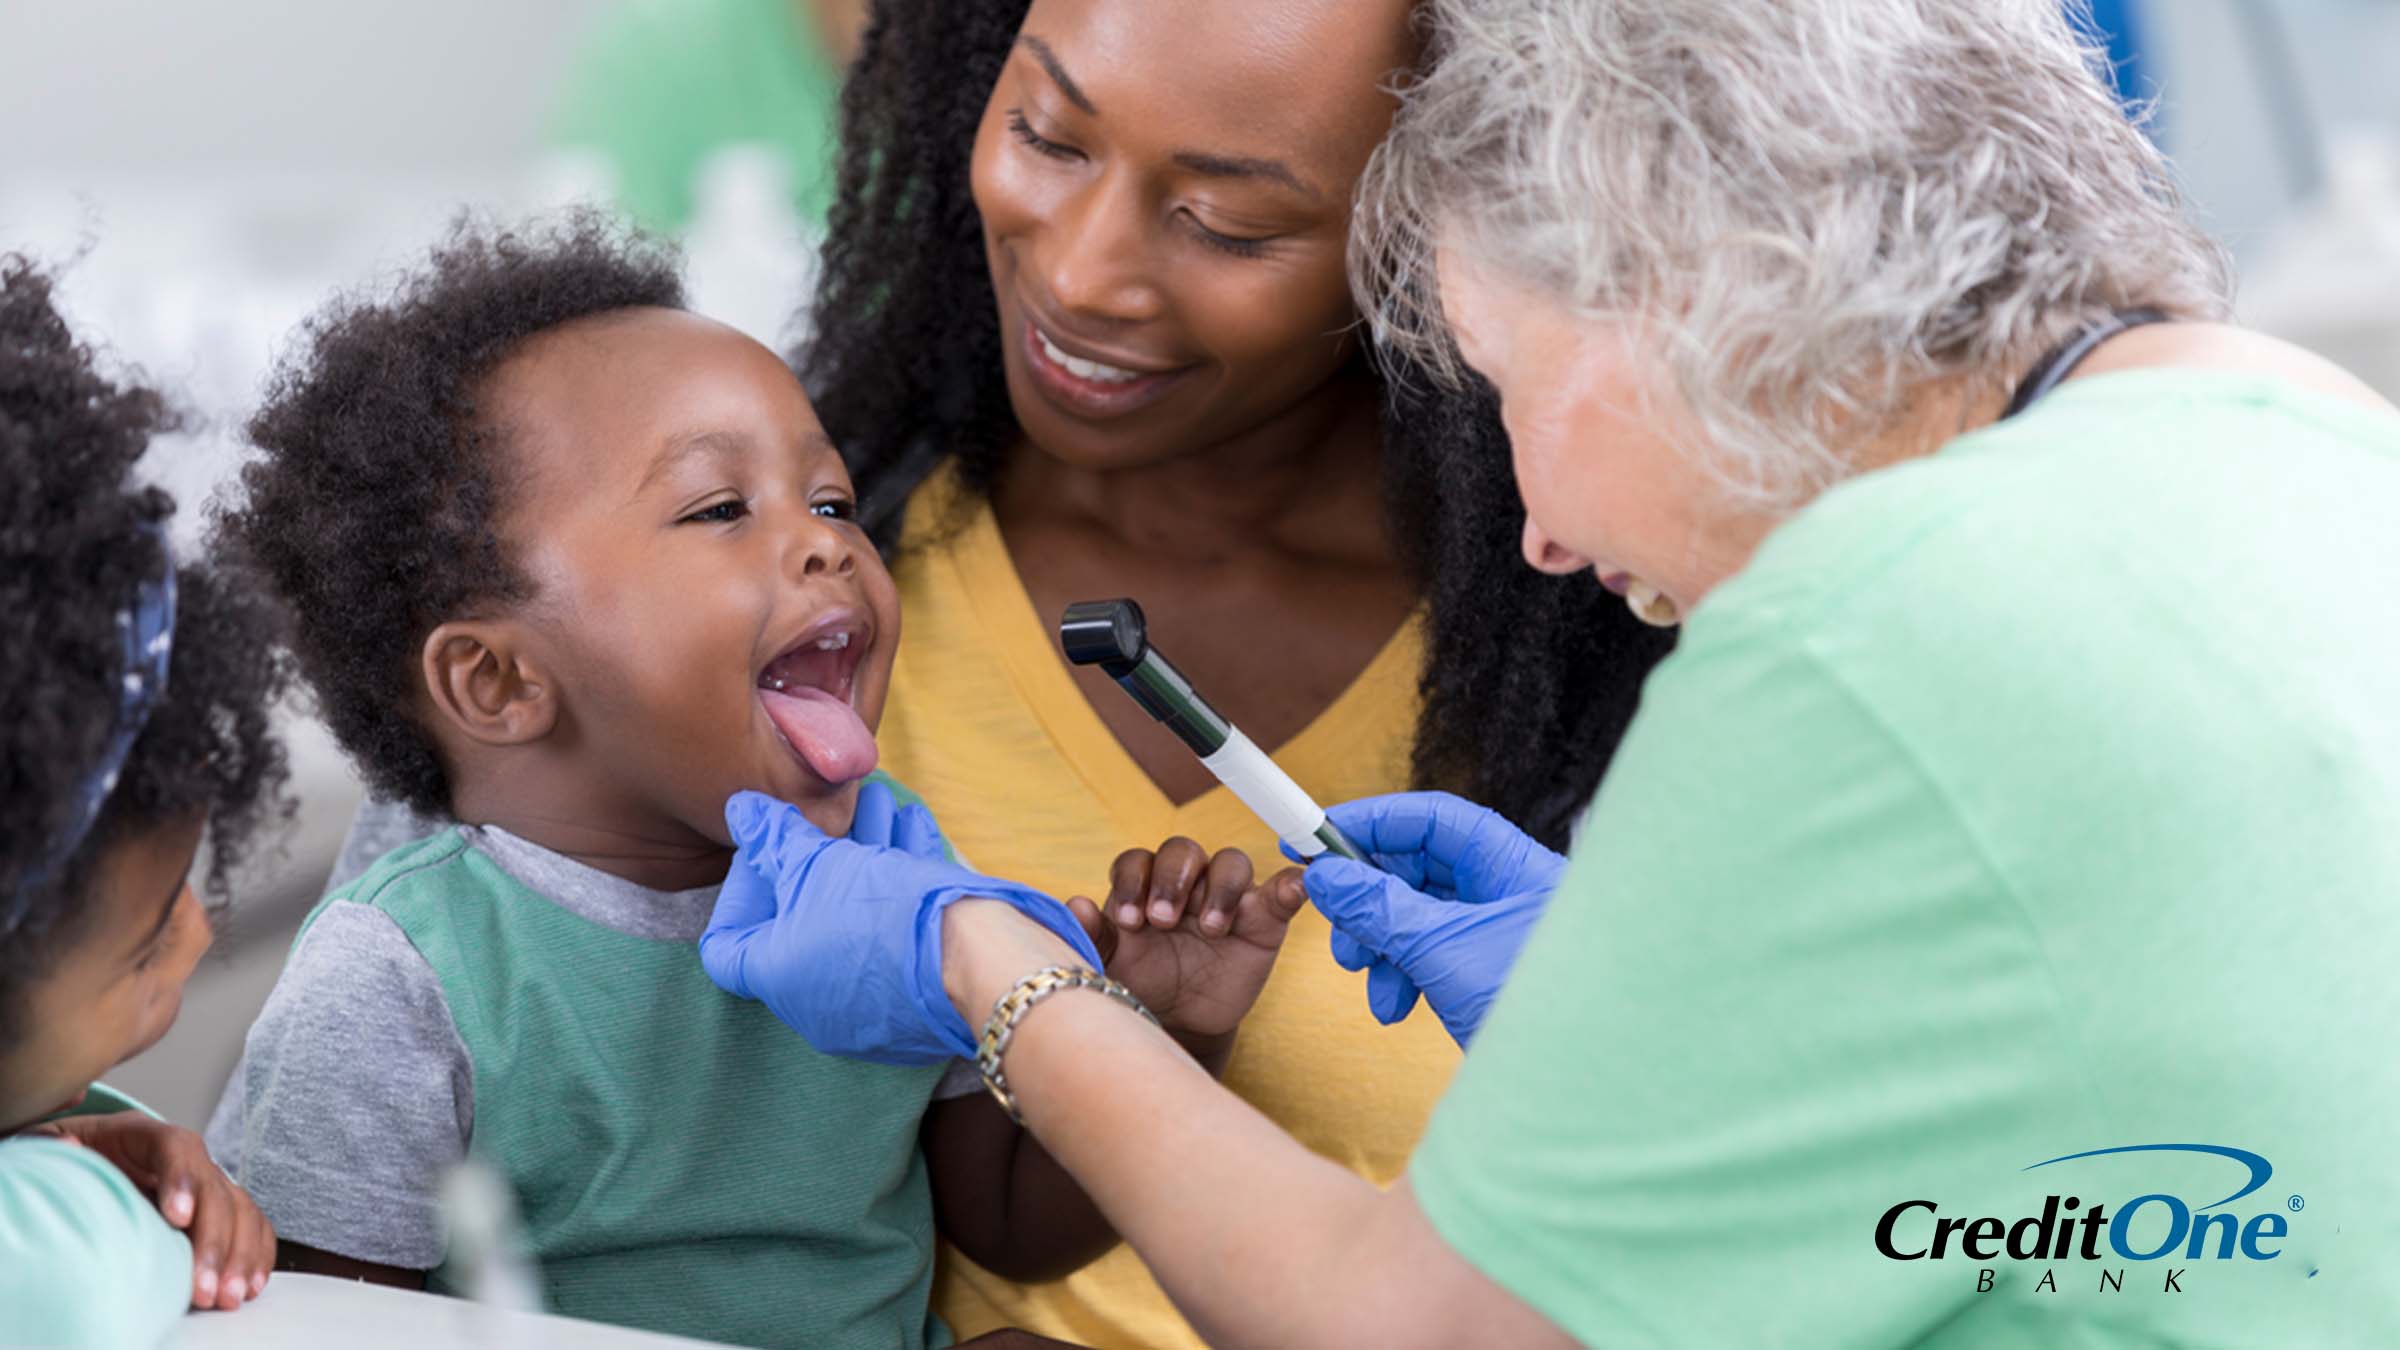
[881,465,1461,1349]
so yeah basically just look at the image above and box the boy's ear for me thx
[421,621,559,747]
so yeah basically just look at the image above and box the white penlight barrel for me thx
[1060,597,1372,866]
[1200,728,1341,860]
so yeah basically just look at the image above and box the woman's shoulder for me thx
[1732,348,2400,633]
[2077,322,2396,417]
[1699,372,2390,725]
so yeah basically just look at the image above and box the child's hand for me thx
[1064,839,1309,1043]
[29,1111,277,1310]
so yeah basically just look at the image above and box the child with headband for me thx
[0,257,291,1343]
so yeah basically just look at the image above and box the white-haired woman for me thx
[703,1,2400,1343]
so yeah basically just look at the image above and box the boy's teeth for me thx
[813,632,851,651]
[1038,330,1142,384]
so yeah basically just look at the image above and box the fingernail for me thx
[169,1188,193,1222]
[196,1268,218,1300]
[1118,903,1141,925]
[1203,912,1229,934]
[224,1276,247,1302]
[1149,900,1176,924]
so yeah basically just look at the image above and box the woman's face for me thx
[1436,248,1782,618]
[970,0,1417,472]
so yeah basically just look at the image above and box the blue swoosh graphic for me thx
[2023,1144,2273,1211]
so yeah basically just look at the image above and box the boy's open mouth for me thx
[756,609,877,785]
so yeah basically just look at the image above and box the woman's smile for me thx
[1019,314,1190,419]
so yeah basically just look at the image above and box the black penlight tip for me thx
[1060,598,1149,675]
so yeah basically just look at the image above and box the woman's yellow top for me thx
[881,467,1461,1349]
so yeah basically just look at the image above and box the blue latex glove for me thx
[1286,791,1565,1047]
[844,777,948,860]
[701,788,1103,1065]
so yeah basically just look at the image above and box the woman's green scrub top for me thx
[0,1085,190,1346]
[1411,370,2400,1344]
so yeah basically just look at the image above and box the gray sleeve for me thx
[933,1058,986,1102]
[203,900,472,1270]
[323,796,449,896]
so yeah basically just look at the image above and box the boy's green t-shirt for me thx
[1411,371,2400,1344]
[1,1086,191,1348]
[215,774,960,1349]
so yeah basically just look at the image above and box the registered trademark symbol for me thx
[2289,1195,2305,1212]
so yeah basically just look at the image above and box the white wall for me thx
[2,0,615,1124]
[5,0,2396,231]
[2155,0,2400,251]
[0,0,607,176]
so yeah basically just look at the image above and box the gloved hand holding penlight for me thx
[1058,598,1371,865]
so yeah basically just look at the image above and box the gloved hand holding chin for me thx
[700,783,1103,1065]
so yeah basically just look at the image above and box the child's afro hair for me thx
[1,256,292,1039]
[220,211,683,818]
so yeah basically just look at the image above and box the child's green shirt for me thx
[0,1085,190,1347]
[209,779,974,1349]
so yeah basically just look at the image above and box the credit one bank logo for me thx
[1874,1145,2300,1294]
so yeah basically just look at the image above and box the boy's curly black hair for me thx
[0,257,292,1041]
[220,213,683,818]
[805,1,1676,847]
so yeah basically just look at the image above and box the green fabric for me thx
[1411,370,2400,1345]
[2,1087,189,1347]
[327,799,951,1350]
[550,0,844,230]
[47,1081,158,1124]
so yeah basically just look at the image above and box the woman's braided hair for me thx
[802,0,1674,846]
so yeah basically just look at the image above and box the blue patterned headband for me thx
[2,533,177,935]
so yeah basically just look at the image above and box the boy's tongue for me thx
[760,685,878,784]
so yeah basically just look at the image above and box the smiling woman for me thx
[799,1,1675,1343]
[964,11,1392,486]
[813,0,1671,837]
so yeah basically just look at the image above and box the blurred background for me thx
[3,0,2396,1128]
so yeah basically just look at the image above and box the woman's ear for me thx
[421,621,559,747]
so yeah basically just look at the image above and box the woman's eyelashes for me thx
[1183,213,1273,260]
[1007,108,1280,260]
[1006,109,1079,162]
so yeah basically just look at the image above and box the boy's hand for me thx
[1065,839,1309,1043]
[29,1111,276,1310]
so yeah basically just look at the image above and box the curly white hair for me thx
[1354,0,2235,506]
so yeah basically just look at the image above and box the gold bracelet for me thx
[976,964,1159,1124]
